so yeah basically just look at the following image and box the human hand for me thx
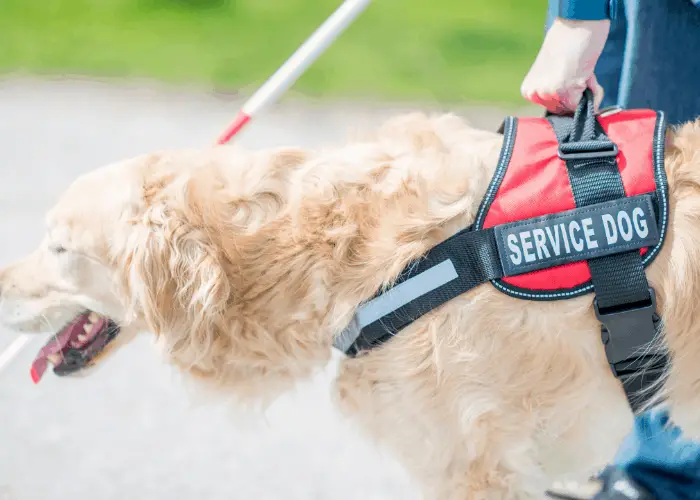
[521,18,610,114]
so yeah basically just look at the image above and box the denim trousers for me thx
[545,0,700,126]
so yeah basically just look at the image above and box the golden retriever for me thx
[2,112,700,499]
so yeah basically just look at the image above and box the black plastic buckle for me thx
[595,288,658,371]
[558,141,619,161]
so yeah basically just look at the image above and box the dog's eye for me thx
[49,245,67,254]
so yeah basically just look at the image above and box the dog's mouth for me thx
[30,311,121,383]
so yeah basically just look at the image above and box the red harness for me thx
[336,92,669,412]
[475,109,666,298]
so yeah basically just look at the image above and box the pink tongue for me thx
[30,315,87,384]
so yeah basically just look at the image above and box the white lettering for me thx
[560,223,572,254]
[507,234,522,265]
[581,217,598,249]
[532,229,551,259]
[569,221,584,252]
[545,225,561,256]
[602,214,618,245]
[618,210,633,241]
[520,231,536,263]
[632,207,649,238]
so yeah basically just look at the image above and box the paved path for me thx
[0,77,529,500]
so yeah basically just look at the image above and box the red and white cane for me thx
[216,0,372,145]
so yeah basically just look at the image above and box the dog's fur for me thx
[2,112,700,498]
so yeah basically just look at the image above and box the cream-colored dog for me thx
[2,113,700,499]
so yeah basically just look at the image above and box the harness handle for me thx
[499,88,601,137]
[551,89,619,161]
[568,88,597,142]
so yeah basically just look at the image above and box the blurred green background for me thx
[1,0,546,105]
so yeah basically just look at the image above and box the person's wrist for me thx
[549,17,611,53]
[544,18,609,75]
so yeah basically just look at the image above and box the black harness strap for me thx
[334,227,504,356]
[548,91,668,411]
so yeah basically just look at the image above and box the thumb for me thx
[586,75,605,112]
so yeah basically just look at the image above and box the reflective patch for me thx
[495,194,659,277]
[333,259,458,353]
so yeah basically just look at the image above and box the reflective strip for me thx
[333,259,458,352]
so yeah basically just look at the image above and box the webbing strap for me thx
[548,91,667,411]
[334,227,504,356]
[548,116,652,309]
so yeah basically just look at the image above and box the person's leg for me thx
[618,0,700,126]
[594,1,627,108]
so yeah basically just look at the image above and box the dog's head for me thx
[0,153,151,381]
[0,145,321,394]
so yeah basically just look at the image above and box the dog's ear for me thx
[128,198,232,356]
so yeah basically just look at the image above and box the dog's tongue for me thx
[30,315,87,384]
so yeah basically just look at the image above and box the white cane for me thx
[216,0,372,144]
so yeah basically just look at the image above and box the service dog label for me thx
[494,194,660,277]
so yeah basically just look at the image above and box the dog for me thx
[2,112,700,499]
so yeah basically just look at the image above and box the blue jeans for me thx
[545,0,700,126]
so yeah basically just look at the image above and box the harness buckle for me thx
[558,141,619,161]
[595,287,659,372]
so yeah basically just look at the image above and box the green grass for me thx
[0,0,546,104]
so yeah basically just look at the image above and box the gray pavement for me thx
[0,77,527,500]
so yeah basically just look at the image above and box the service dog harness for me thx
[334,91,669,413]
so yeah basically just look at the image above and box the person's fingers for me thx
[523,89,557,113]
[523,85,576,114]
[522,71,566,113]
[534,92,568,114]
[521,67,598,115]
[558,80,591,114]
